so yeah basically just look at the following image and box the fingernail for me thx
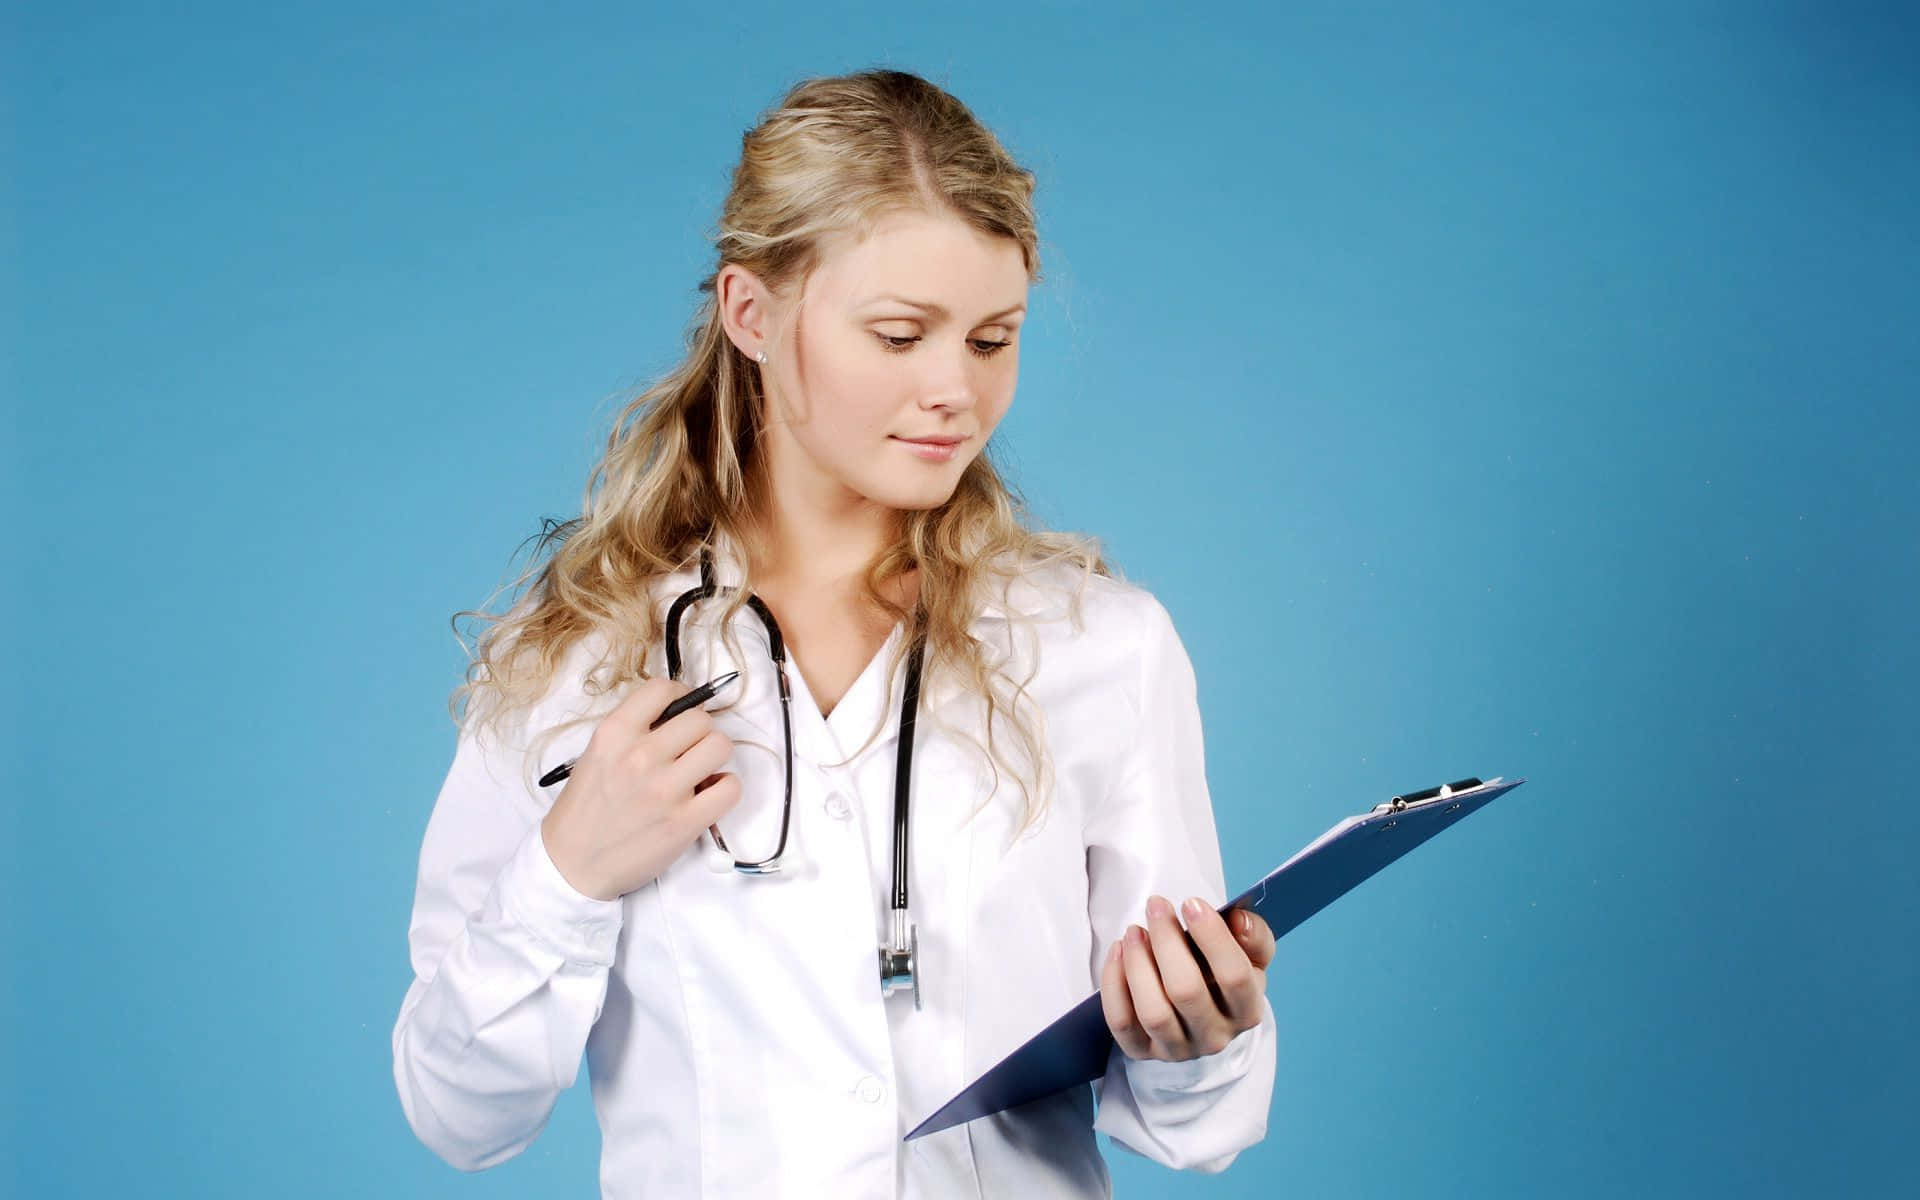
[1108,941,1122,965]
[1146,895,1172,921]
[1236,909,1251,935]
[1183,896,1206,920]
[1127,924,1146,946]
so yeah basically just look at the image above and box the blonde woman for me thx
[391,68,1278,1198]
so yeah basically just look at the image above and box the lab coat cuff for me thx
[495,824,625,967]
[1118,1002,1266,1097]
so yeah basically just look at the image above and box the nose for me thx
[919,346,979,414]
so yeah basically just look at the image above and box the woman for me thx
[391,68,1278,1198]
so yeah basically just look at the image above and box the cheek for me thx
[800,340,897,431]
[980,381,1017,432]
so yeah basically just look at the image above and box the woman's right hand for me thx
[539,676,742,902]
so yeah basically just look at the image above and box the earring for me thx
[756,351,768,364]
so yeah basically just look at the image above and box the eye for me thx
[873,333,1014,360]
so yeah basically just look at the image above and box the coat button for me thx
[825,792,852,820]
[854,1075,885,1104]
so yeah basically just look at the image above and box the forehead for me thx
[809,210,1028,306]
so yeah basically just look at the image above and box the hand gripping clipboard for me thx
[904,775,1527,1141]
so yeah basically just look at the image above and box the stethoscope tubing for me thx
[670,545,925,953]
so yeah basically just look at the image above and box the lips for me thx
[894,436,962,462]
[892,436,966,446]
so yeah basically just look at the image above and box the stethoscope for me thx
[665,544,927,1010]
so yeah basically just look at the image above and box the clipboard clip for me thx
[1373,777,1486,816]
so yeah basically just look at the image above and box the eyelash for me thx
[875,333,1013,359]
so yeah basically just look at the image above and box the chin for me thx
[867,481,962,512]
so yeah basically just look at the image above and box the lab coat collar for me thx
[660,526,1015,622]
[650,527,1018,762]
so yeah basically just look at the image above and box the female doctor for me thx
[391,68,1278,1199]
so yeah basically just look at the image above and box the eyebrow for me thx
[860,294,1026,321]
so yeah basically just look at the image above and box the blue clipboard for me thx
[904,775,1527,1141]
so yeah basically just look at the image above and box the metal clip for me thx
[1376,777,1484,814]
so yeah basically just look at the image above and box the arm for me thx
[390,703,625,1172]
[1083,594,1278,1173]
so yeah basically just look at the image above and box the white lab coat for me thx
[391,531,1277,1198]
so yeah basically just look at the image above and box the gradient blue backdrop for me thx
[7,3,1916,1197]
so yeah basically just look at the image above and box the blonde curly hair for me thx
[449,67,1121,836]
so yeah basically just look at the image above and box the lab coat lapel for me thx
[809,618,905,765]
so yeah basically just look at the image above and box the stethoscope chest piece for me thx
[878,917,921,1010]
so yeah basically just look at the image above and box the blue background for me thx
[8,2,1916,1196]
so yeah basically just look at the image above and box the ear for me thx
[716,262,779,361]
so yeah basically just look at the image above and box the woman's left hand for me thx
[1100,895,1276,1062]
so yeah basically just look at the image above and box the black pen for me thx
[536,670,741,788]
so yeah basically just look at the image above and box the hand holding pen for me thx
[535,671,743,902]
[538,670,741,786]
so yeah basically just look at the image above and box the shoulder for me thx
[959,557,1197,776]
[465,599,626,752]
[980,552,1178,657]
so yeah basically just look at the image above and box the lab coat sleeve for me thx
[1083,593,1278,1174]
[390,702,625,1172]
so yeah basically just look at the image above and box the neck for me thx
[746,508,894,590]
[740,466,899,597]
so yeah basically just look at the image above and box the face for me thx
[724,209,1029,518]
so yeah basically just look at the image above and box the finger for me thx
[1144,896,1233,1055]
[644,703,717,764]
[1232,907,1278,972]
[684,771,742,827]
[609,674,689,735]
[1121,923,1187,1059]
[1182,897,1262,1029]
[1099,940,1153,1060]
[663,727,734,799]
